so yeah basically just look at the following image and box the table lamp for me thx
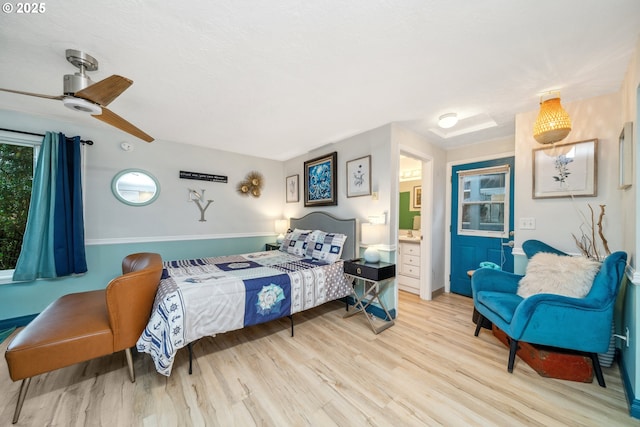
[275,219,289,243]
[361,223,383,263]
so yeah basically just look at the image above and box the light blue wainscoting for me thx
[0,235,274,328]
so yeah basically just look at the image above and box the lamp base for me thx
[276,234,285,243]
[363,247,380,263]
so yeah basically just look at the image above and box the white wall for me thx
[446,136,515,164]
[284,124,392,237]
[85,134,283,242]
[391,124,447,292]
[0,109,285,244]
[514,92,624,255]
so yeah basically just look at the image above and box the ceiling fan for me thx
[0,49,154,142]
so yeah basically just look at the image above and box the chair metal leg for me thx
[125,348,135,383]
[12,377,31,424]
[474,313,485,336]
[188,342,193,375]
[507,339,519,373]
[590,353,606,387]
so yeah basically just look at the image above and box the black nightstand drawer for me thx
[344,260,395,281]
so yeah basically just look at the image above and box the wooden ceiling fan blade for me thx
[93,107,154,142]
[0,88,64,100]
[75,75,133,107]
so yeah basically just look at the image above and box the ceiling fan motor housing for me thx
[63,49,98,95]
[63,73,94,95]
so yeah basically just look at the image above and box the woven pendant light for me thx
[533,92,572,144]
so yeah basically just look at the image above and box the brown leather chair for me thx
[5,252,163,424]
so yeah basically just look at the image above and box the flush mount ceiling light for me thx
[438,113,458,129]
[533,91,572,144]
[62,97,102,115]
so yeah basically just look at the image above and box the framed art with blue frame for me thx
[304,151,337,206]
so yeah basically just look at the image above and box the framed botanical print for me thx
[346,155,371,197]
[532,139,597,199]
[286,174,299,203]
[304,152,337,207]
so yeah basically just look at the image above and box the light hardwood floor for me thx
[1,291,638,426]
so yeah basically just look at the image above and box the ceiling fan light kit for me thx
[438,113,458,129]
[62,97,102,115]
[0,49,154,143]
[533,91,572,144]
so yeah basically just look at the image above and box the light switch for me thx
[519,217,536,230]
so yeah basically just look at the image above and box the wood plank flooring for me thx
[1,291,638,426]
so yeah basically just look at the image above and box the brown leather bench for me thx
[5,252,163,424]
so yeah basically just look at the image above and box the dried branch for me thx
[597,204,611,256]
[572,203,609,261]
[588,205,599,261]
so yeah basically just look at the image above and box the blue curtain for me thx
[12,132,87,281]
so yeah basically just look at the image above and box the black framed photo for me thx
[304,152,337,207]
[286,174,299,203]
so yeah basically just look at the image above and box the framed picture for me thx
[619,122,633,190]
[412,186,422,209]
[346,155,371,197]
[304,151,337,207]
[286,174,299,203]
[532,139,598,199]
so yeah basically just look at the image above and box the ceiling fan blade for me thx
[74,75,133,107]
[93,107,154,142]
[0,88,64,100]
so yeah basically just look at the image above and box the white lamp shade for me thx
[361,223,383,245]
[361,223,383,263]
[275,219,289,242]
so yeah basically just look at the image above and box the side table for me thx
[265,242,280,251]
[343,259,396,334]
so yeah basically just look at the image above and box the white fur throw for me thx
[517,252,601,298]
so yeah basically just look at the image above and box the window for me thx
[457,165,510,238]
[0,132,40,274]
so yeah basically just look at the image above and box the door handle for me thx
[502,240,514,248]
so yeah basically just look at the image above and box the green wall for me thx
[399,191,420,229]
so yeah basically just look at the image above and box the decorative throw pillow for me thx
[305,230,347,264]
[517,252,601,298]
[279,228,311,256]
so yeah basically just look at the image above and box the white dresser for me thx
[398,240,420,294]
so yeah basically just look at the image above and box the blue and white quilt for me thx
[136,250,351,376]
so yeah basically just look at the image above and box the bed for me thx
[136,212,358,376]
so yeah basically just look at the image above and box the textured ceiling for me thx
[0,1,639,160]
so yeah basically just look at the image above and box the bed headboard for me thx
[289,212,358,261]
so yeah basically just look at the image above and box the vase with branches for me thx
[572,204,611,261]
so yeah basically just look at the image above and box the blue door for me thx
[450,157,515,297]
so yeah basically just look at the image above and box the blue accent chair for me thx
[471,240,627,387]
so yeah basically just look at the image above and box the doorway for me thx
[397,150,433,300]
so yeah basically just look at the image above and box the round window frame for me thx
[111,168,160,207]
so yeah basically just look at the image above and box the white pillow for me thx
[304,230,347,264]
[517,252,601,298]
[279,228,311,256]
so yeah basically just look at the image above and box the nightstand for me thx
[343,259,396,334]
[265,242,280,251]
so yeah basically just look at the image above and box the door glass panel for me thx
[458,168,509,237]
